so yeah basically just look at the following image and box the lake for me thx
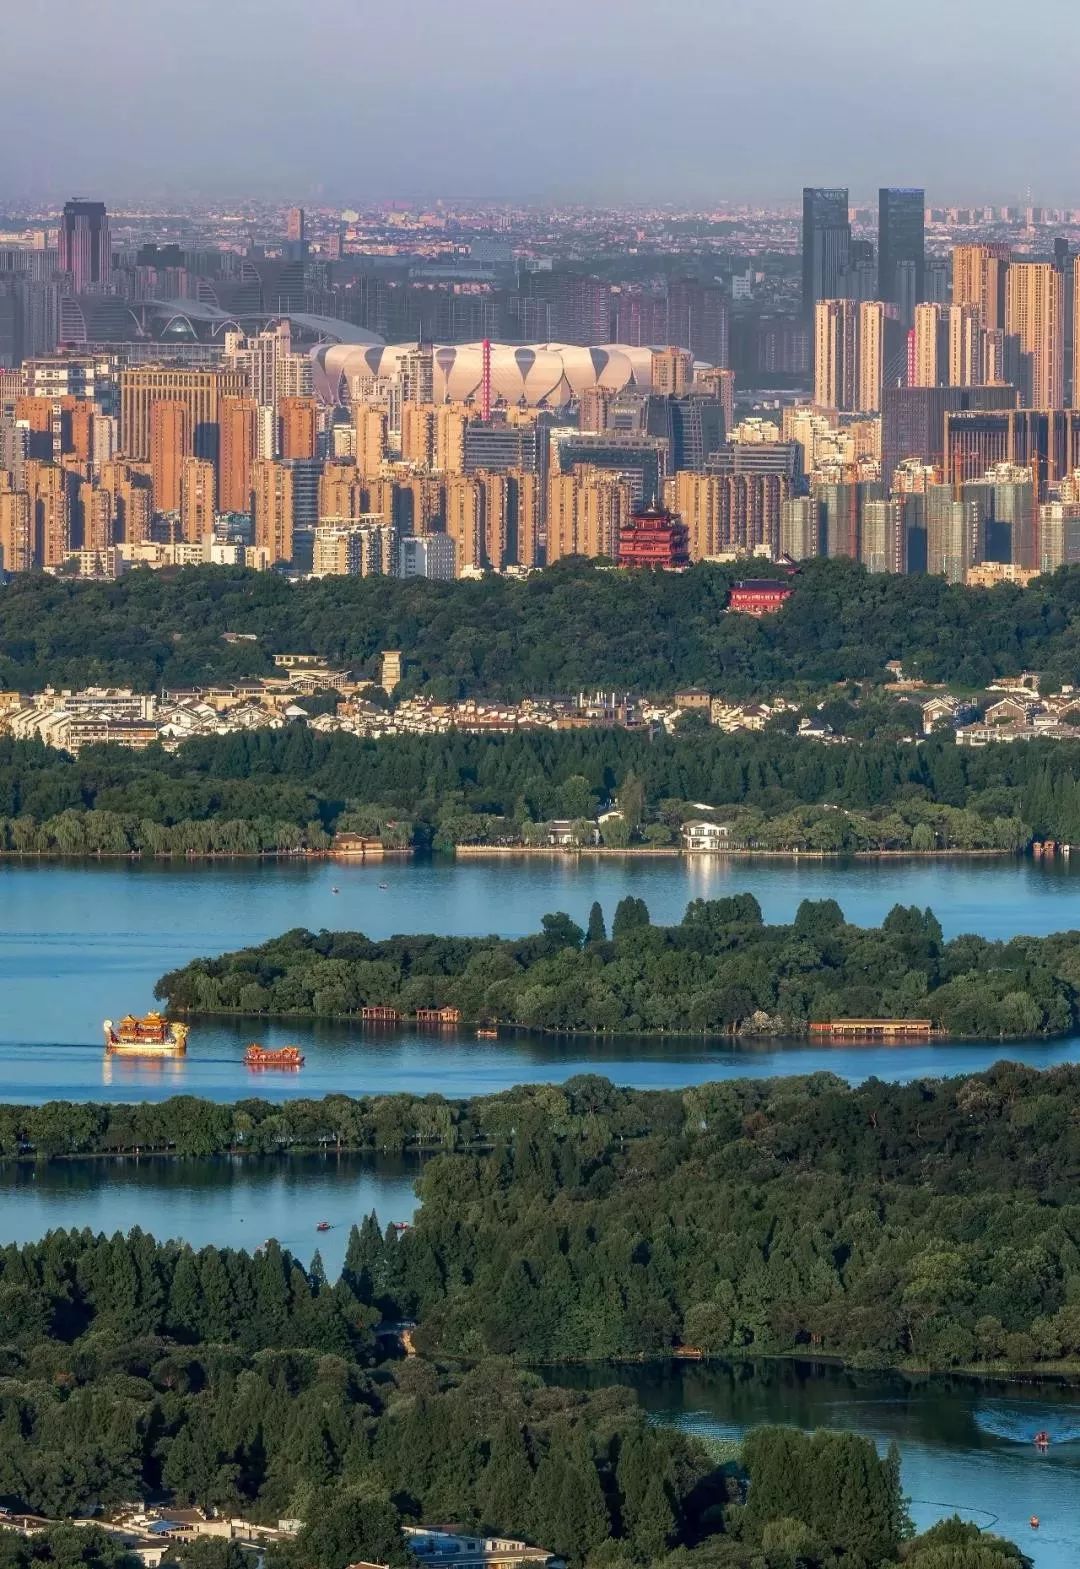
[557,1360,1080,1569]
[3,854,1080,1100]
[5,847,1080,1568]
[0,1151,420,1274]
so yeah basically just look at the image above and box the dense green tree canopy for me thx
[155,901,1080,1040]
[4,557,1080,695]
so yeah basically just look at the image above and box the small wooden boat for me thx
[476,1027,498,1039]
[316,1221,331,1233]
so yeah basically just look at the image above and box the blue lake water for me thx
[4,853,1080,1563]
[2,853,1080,1101]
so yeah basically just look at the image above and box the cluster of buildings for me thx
[5,193,1080,587]
[0,1506,558,1569]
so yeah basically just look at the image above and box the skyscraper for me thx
[1005,262,1063,409]
[911,303,947,388]
[952,244,1010,332]
[252,459,295,563]
[218,397,258,514]
[58,200,110,293]
[802,188,850,324]
[878,189,925,312]
[278,396,318,460]
[149,402,190,515]
[814,299,857,410]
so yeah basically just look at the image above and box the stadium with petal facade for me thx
[311,341,663,407]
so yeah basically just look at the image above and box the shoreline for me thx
[157,1007,1056,1046]
[452,845,1019,860]
[0,845,1026,863]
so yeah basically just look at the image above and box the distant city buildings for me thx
[3,185,1080,586]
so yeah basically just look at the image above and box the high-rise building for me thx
[948,304,983,387]
[780,495,819,560]
[218,397,258,514]
[860,497,908,574]
[1006,262,1063,408]
[644,394,726,473]
[286,207,305,244]
[650,347,693,396]
[25,460,69,566]
[149,401,190,514]
[180,457,216,544]
[878,189,925,314]
[694,367,735,434]
[926,486,981,582]
[0,488,32,572]
[546,468,633,562]
[669,470,787,559]
[881,383,1019,489]
[943,409,1078,495]
[802,188,851,323]
[814,479,883,559]
[911,303,948,388]
[355,407,389,476]
[252,459,294,563]
[119,367,246,463]
[223,321,311,419]
[963,462,1036,567]
[814,299,857,410]
[666,280,729,365]
[435,404,468,474]
[1039,501,1080,571]
[1072,265,1080,412]
[278,396,318,460]
[58,200,110,293]
[400,346,435,406]
[952,244,1010,331]
[856,301,901,414]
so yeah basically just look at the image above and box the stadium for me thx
[310,341,667,407]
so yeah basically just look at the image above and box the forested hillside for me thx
[4,556,1080,695]
[156,897,1080,1038]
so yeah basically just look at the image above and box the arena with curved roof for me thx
[311,341,668,407]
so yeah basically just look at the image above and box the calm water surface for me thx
[5,854,1080,1566]
[557,1361,1080,1569]
[3,855,1080,1099]
[0,1152,419,1273]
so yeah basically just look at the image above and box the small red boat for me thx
[316,1221,331,1233]
[1034,1431,1050,1448]
[244,1043,305,1068]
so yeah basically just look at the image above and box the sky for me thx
[2,0,1077,207]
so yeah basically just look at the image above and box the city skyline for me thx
[2,0,1078,205]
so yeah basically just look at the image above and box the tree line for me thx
[3,555,1080,695]
[155,897,1080,1039]
[8,722,1080,854]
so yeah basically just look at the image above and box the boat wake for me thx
[974,1401,1080,1446]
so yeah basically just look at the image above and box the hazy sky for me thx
[3,0,1076,206]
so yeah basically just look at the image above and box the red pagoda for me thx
[617,504,690,569]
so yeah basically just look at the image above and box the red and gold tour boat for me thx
[104,1013,189,1056]
[243,1043,305,1069]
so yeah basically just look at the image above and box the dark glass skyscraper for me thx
[802,187,850,323]
[58,199,110,294]
[878,188,925,311]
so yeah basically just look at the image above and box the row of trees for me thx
[3,555,1080,694]
[8,721,1080,852]
[155,896,1080,1039]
